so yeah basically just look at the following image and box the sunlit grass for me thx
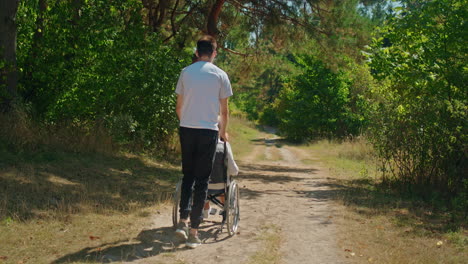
[228,116,262,159]
[247,224,282,264]
[0,206,165,263]
[0,149,179,263]
[301,139,378,180]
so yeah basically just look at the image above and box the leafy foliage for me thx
[16,0,186,152]
[7,0,466,203]
[273,55,368,141]
[368,0,467,196]
[220,0,379,141]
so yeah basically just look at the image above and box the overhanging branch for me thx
[227,0,330,36]
[220,46,252,57]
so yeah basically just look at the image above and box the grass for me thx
[228,116,263,159]
[0,208,163,263]
[247,224,282,264]
[0,147,180,264]
[301,139,467,263]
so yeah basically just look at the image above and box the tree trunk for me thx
[154,0,167,29]
[0,0,20,108]
[207,0,225,37]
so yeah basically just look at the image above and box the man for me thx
[174,35,232,248]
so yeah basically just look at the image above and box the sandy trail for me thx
[79,137,348,263]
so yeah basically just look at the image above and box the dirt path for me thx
[118,137,348,264]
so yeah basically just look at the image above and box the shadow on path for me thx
[238,162,317,175]
[52,227,183,263]
[295,177,467,233]
[52,223,231,263]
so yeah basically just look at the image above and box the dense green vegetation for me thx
[0,0,466,204]
[15,0,186,152]
[368,0,467,201]
[270,55,369,141]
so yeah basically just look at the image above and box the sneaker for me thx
[186,233,202,248]
[175,222,189,241]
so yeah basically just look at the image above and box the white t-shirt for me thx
[175,61,233,131]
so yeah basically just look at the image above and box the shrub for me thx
[16,0,186,153]
[368,0,467,196]
[273,55,364,141]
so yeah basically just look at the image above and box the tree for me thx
[13,0,186,152]
[368,0,467,195]
[273,54,356,141]
[0,0,20,109]
[221,0,382,132]
[138,0,387,54]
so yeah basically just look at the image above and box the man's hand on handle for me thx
[220,131,229,142]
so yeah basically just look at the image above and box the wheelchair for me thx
[172,141,240,236]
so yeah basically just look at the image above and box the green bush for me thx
[16,0,186,152]
[368,0,467,196]
[273,55,365,141]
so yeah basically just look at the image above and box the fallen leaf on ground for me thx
[0,256,7,260]
[344,249,352,252]
[89,235,100,240]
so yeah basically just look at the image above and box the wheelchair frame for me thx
[172,177,240,236]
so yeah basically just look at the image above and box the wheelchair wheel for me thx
[225,180,240,236]
[172,180,182,229]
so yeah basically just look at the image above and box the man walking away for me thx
[174,35,232,248]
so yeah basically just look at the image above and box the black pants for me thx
[179,126,218,229]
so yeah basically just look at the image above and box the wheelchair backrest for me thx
[209,141,227,184]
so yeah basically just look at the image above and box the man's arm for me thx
[176,94,183,120]
[219,97,229,141]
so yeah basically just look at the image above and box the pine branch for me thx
[220,46,252,57]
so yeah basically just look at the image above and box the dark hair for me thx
[197,35,217,57]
